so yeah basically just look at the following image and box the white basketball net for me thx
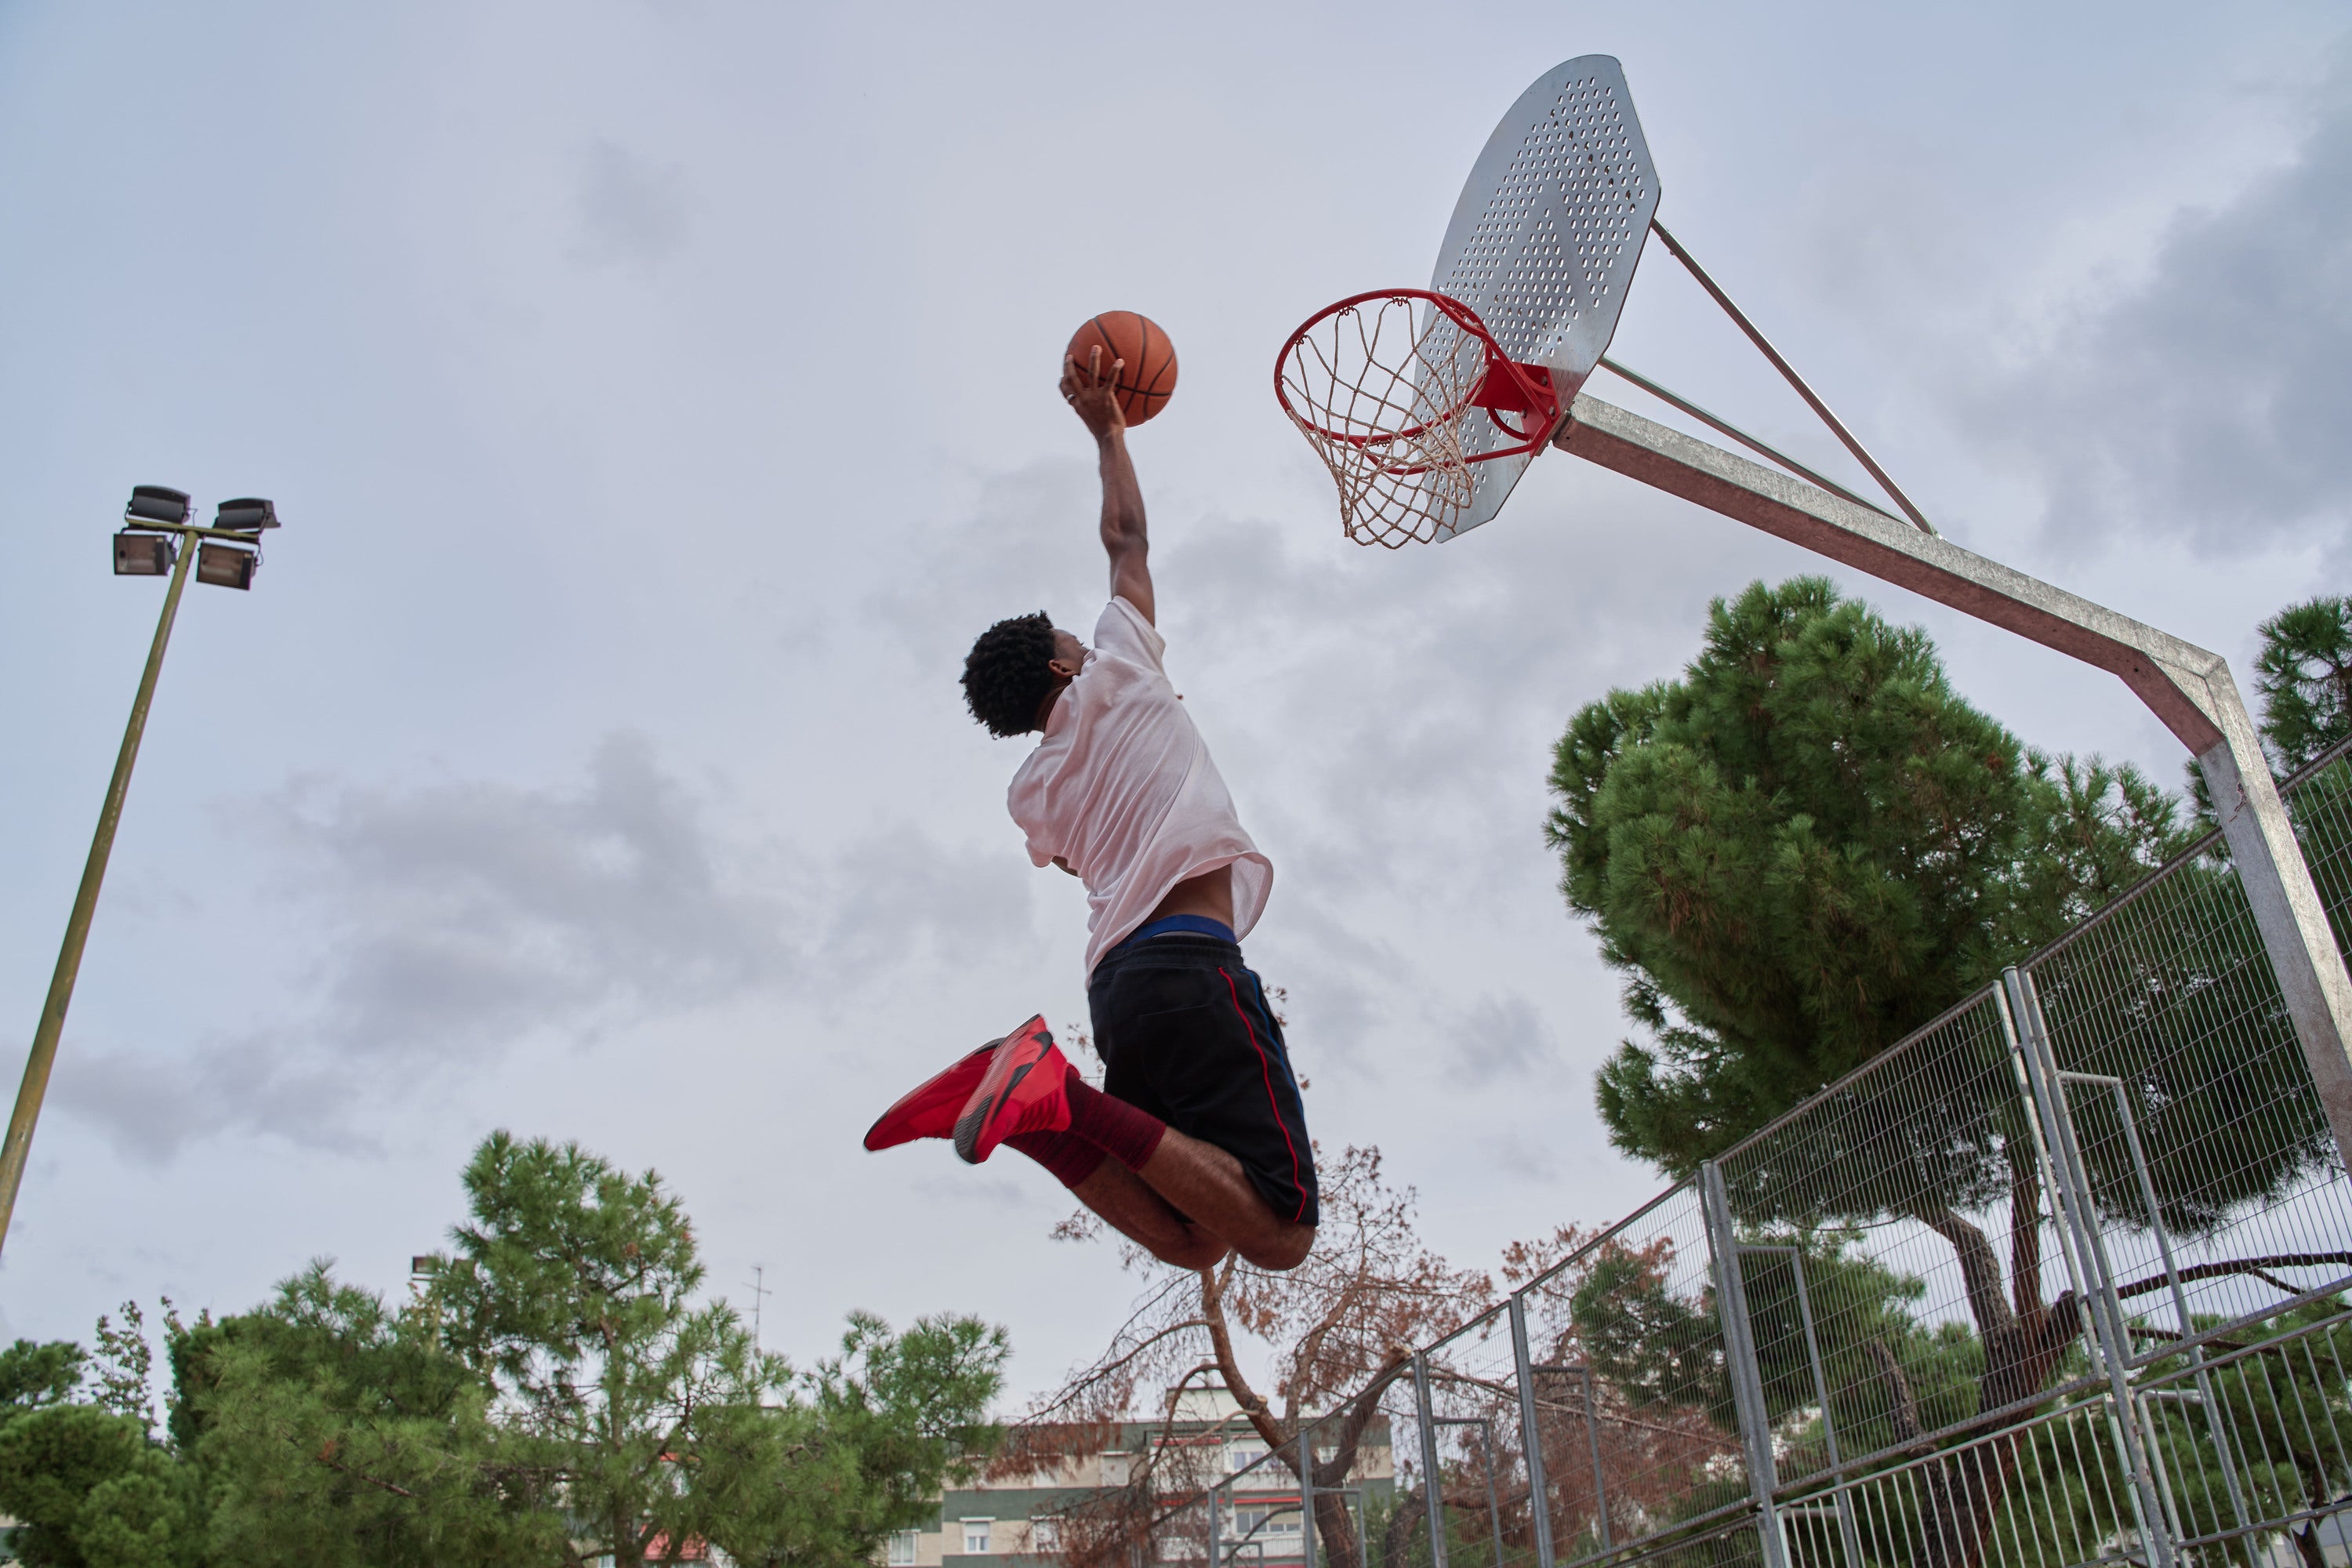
[1277,295,1490,548]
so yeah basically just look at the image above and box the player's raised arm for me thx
[1061,347,1153,625]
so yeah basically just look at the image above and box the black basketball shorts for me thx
[1086,931,1319,1228]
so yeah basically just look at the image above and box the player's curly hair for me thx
[961,612,1058,737]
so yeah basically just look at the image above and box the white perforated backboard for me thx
[1428,56,1661,539]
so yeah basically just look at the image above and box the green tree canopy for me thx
[187,1263,559,1567]
[0,1340,86,1417]
[2253,594,2352,774]
[1545,577,2189,1173]
[431,1130,1008,1568]
[0,1401,200,1568]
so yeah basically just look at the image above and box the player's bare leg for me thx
[1067,1160,1225,1270]
[1069,1131,1315,1270]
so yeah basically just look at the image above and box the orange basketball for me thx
[1065,310,1178,426]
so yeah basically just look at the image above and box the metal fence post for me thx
[1571,1367,1609,1554]
[2068,1071,2255,1537]
[1740,1245,1861,1568]
[1509,1293,1558,1568]
[1700,1161,1789,1568]
[2005,968,2177,1568]
[1475,1421,1503,1568]
[1415,1353,1450,1568]
[1299,1424,1316,1568]
[1210,1475,1223,1568]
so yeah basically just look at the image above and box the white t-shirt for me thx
[1007,597,1273,979]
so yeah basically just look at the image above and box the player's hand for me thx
[1062,345,1127,441]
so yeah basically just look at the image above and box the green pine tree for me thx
[2252,594,2352,775]
[1545,576,2188,1172]
[1541,579,2352,1568]
[430,1130,1007,1568]
[187,1264,559,1567]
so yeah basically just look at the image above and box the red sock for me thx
[1064,1069,1167,1173]
[1007,1130,1105,1190]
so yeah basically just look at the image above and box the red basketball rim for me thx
[1273,288,1554,452]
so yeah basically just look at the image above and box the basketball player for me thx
[863,347,1316,1273]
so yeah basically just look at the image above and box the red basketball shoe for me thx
[953,1016,1071,1165]
[864,1038,1004,1152]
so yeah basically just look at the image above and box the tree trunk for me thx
[1870,1201,2091,1568]
[1383,1488,1428,1568]
[1316,1486,1363,1568]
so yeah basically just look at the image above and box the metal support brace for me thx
[1509,1294,1559,1568]
[1700,1161,1789,1568]
[2005,970,2178,1568]
[1415,1353,1451,1568]
[1558,393,2352,1181]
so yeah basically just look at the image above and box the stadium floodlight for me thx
[112,532,176,576]
[124,485,191,526]
[213,496,278,532]
[0,483,285,1258]
[196,541,259,590]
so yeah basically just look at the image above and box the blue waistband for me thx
[1111,913,1236,953]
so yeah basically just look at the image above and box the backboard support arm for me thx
[1555,391,2352,1171]
[1648,220,1937,536]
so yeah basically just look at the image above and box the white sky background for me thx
[1,1,2347,1406]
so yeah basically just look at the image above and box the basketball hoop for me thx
[1274,289,1561,548]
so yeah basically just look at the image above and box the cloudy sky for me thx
[1,1,2345,1403]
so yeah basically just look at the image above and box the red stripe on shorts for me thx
[1221,967,1307,1223]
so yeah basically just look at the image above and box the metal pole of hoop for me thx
[1553,396,2352,1179]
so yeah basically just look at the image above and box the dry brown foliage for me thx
[1007,1146,1492,1568]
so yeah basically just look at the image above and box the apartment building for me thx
[885,1387,1395,1568]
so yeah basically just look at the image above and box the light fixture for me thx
[214,497,278,532]
[112,532,176,576]
[195,541,258,590]
[124,485,191,526]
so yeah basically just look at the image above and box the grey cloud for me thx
[52,1033,384,1165]
[1984,60,2352,555]
[52,734,1036,1163]
[1490,1131,1560,1184]
[869,458,1105,666]
[1454,993,1558,1083]
[573,140,695,270]
[278,731,789,1055]
[819,832,1039,978]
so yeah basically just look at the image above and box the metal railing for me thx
[1356,739,2352,1568]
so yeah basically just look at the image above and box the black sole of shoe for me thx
[953,1053,1040,1164]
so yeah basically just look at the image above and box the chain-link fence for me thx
[1364,742,2352,1568]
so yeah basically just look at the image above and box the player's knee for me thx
[1153,1232,1229,1272]
[1241,1225,1314,1272]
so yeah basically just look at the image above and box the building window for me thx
[964,1519,993,1555]
[889,1532,921,1566]
[1032,1518,1062,1554]
[1100,1451,1131,1487]
[1234,1507,1301,1538]
[1228,1443,1267,1475]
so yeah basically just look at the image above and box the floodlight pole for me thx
[1554,394,2352,1171]
[0,518,256,1257]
